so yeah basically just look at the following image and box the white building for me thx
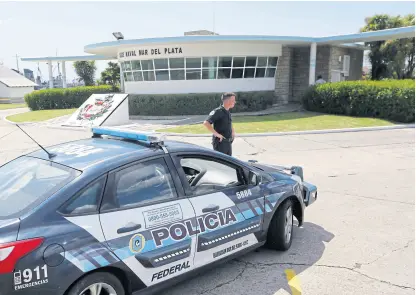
[22,26,415,103]
[0,66,37,103]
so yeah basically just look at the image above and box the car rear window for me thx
[0,156,81,218]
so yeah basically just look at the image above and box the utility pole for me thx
[212,1,216,34]
[14,54,20,72]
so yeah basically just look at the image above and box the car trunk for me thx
[0,218,20,244]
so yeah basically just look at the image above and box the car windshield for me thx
[0,156,81,219]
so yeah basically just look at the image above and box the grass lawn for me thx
[6,108,77,123]
[0,103,27,110]
[157,112,395,134]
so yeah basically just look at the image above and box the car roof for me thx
[26,137,211,171]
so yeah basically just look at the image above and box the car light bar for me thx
[91,127,165,144]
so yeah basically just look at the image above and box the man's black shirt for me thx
[206,105,232,139]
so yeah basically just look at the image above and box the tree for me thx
[100,62,120,87]
[73,61,96,86]
[361,14,415,80]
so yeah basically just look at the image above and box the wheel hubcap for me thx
[285,206,293,243]
[79,283,117,295]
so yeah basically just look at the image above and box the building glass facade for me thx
[121,56,278,82]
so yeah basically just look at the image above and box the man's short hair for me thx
[317,75,323,79]
[221,92,236,101]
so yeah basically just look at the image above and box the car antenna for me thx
[15,124,56,159]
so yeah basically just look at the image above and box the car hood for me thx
[0,218,20,244]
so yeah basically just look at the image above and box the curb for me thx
[157,124,415,138]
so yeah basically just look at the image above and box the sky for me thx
[0,1,414,82]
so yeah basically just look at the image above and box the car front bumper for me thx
[302,181,317,206]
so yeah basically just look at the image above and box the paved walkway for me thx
[0,113,414,295]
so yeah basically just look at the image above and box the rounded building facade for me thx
[85,39,282,94]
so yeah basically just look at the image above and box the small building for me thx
[0,66,37,103]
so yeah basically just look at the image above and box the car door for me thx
[99,156,197,287]
[170,152,265,267]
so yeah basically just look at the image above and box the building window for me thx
[155,70,169,81]
[141,60,154,71]
[170,69,185,80]
[170,58,184,69]
[203,57,217,68]
[202,68,216,79]
[186,69,201,80]
[218,68,231,79]
[142,71,155,81]
[218,57,232,68]
[133,71,143,81]
[154,59,169,70]
[186,58,201,69]
[122,56,278,82]
[131,61,141,71]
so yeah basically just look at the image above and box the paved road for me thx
[0,110,414,295]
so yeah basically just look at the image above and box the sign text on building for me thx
[119,47,183,58]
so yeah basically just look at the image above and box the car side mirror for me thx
[249,171,260,186]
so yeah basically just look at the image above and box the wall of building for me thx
[275,44,364,103]
[0,83,10,97]
[316,45,330,82]
[9,86,34,98]
[329,47,363,81]
[125,78,276,94]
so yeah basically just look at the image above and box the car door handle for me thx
[117,223,142,234]
[202,205,219,213]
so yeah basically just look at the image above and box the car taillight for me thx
[0,238,44,274]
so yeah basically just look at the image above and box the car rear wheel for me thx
[265,199,293,251]
[67,272,125,295]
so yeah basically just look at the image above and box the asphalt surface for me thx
[0,108,414,295]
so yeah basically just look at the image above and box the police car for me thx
[0,127,317,295]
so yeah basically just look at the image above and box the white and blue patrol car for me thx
[0,127,317,295]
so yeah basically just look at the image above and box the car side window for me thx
[60,177,106,215]
[114,158,177,209]
[179,157,246,195]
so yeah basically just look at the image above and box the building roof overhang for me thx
[21,26,414,63]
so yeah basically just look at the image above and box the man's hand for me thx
[203,120,224,141]
[215,132,225,142]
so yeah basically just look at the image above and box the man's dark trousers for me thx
[213,137,232,156]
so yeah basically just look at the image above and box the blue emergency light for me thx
[91,127,164,144]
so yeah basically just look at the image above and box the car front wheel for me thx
[67,272,125,295]
[266,199,294,251]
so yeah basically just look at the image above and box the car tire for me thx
[266,199,293,251]
[67,272,125,295]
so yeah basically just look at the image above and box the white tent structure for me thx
[0,65,37,103]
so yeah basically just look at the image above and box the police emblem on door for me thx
[130,234,146,253]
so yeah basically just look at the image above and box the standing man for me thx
[315,75,326,84]
[203,92,236,156]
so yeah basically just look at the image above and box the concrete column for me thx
[274,46,293,104]
[48,61,53,89]
[61,61,67,88]
[309,42,317,85]
[119,62,124,92]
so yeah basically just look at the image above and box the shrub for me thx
[25,85,118,110]
[129,91,276,116]
[302,80,415,123]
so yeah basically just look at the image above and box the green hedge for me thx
[302,80,415,123]
[129,91,276,116]
[25,86,118,110]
